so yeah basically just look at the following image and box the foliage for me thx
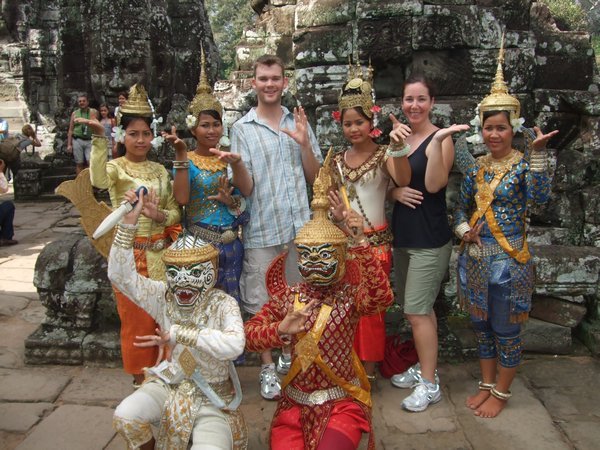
[593,35,600,67]
[205,0,256,79]
[540,0,590,31]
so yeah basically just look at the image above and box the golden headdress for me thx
[119,84,153,119]
[188,47,223,118]
[338,58,375,118]
[162,233,219,267]
[294,149,348,246]
[479,34,520,123]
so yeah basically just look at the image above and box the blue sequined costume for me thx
[182,152,249,304]
[455,149,551,367]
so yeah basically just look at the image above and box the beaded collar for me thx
[188,152,227,172]
[478,149,522,174]
[113,157,162,181]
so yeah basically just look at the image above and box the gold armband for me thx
[175,325,200,347]
[114,223,138,249]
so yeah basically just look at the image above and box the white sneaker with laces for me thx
[401,381,442,412]
[276,353,292,375]
[260,364,281,400]
[391,363,440,389]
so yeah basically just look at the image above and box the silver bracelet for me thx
[173,160,190,169]
[529,151,548,173]
[455,222,471,239]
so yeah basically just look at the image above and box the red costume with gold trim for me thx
[244,243,393,449]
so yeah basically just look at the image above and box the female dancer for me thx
[84,84,181,387]
[329,63,411,380]
[455,45,557,418]
[389,74,466,412]
[164,51,252,304]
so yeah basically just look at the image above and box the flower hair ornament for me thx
[335,57,382,138]
[466,33,525,145]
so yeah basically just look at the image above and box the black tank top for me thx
[392,131,453,248]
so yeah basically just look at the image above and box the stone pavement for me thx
[1,193,599,449]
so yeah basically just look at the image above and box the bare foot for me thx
[465,390,491,410]
[474,395,507,418]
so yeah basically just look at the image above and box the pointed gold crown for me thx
[338,57,375,118]
[294,148,348,247]
[479,34,521,123]
[162,233,219,267]
[119,84,153,119]
[188,46,223,118]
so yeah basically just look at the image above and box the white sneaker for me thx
[391,363,439,389]
[276,353,291,375]
[260,364,281,400]
[401,382,442,412]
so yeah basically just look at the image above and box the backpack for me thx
[0,136,22,163]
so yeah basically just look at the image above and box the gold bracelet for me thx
[114,223,138,249]
[176,325,200,347]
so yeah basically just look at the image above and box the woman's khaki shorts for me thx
[393,240,452,315]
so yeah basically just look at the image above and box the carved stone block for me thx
[522,318,571,354]
[530,295,587,328]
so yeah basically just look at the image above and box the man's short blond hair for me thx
[253,55,285,77]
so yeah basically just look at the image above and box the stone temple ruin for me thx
[0,1,598,365]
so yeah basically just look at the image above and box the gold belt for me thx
[468,236,524,259]
[365,227,393,247]
[133,238,168,251]
[188,223,238,244]
[284,378,360,406]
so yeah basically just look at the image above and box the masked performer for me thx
[244,154,394,450]
[83,84,181,386]
[455,39,558,418]
[109,190,247,450]
[328,60,411,380]
[165,49,252,305]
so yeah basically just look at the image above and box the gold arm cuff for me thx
[175,325,200,348]
[114,223,138,249]
[92,134,109,140]
[455,222,471,239]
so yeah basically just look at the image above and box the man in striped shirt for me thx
[230,54,322,400]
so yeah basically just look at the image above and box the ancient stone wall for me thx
[1,0,218,132]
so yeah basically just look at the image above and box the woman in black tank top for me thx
[388,74,467,412]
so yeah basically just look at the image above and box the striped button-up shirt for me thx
[230,106,322,249]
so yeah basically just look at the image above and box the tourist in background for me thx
[67,93,98,175]
[98,103,116,159]
[0,159,18,246]
[84,84,181,387]
[328,61,411,381]
[230,54,322,400]
[389,74,465,412]
[455,45,557,418]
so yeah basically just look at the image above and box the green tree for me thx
[205,0,256,79]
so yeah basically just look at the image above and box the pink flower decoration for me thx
[371,105,381,114]
[331,111,341,123]
[369,128,382,138]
